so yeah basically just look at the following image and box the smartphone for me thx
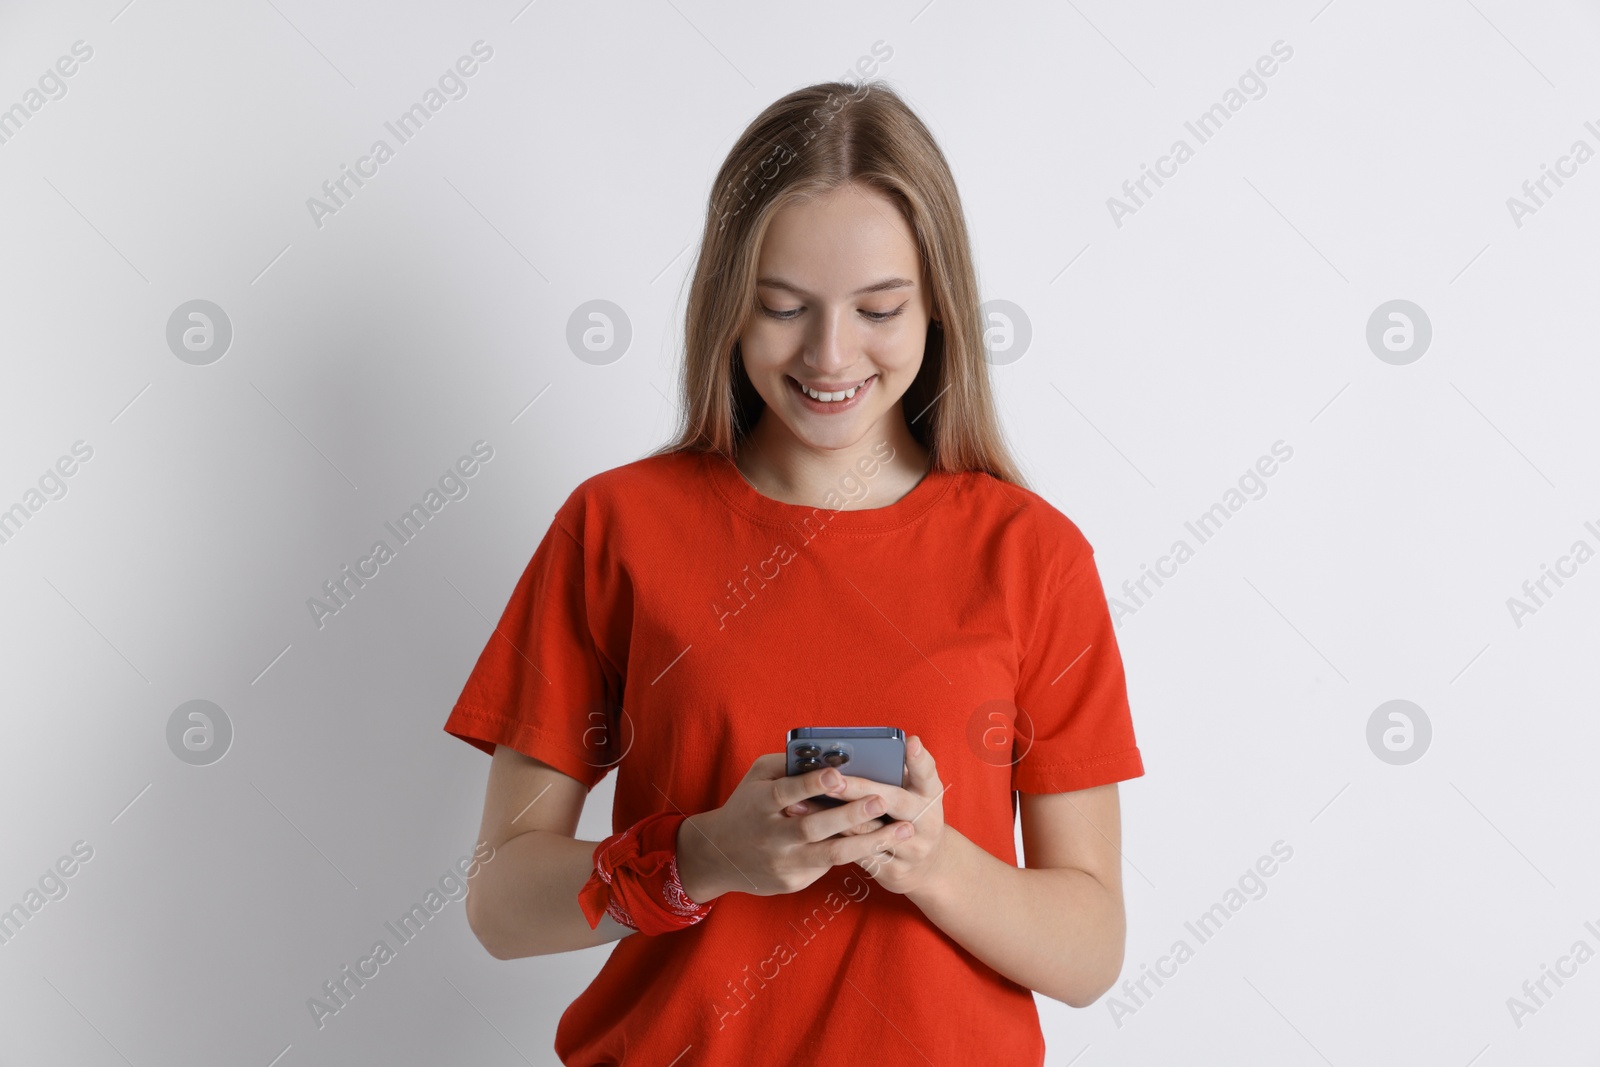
[786,727,905,826]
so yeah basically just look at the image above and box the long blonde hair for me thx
[649,79,1028,487]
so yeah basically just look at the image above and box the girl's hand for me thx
[784,734,949,896]
[677,752,914,901]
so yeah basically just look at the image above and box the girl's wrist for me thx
[674,811,729,903]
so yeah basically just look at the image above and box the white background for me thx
[1,0,1597,1063]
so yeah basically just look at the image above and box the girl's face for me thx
[737,182,936,454]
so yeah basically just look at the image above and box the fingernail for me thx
[865,797,885,816]
[822,770,844,790]
[895,824,914,839]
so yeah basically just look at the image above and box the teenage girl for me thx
[445,79,1145,1067]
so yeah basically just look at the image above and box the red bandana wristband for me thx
[577,812,716,935]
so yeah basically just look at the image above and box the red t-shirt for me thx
[443,447,1144,1066]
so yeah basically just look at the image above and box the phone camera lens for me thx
[795,745,821,759]
[823,749,849,767]
[797,758,822,772]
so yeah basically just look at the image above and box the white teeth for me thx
[800,379,865,402]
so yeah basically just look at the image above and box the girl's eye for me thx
[758,305,906,322]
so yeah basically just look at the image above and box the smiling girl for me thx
[445,79,1145,1066]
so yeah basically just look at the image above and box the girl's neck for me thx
[734,414,931,510]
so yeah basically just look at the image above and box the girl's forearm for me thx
[466,829,634,958]
[902,828,1124,1007]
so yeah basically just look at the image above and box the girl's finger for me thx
[903,734,941,794]
[821,772,915,817]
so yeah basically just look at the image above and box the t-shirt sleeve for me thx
[1011,545,1145,794]
[442,493,623,792]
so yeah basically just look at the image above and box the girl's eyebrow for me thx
[755,276,916,297]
